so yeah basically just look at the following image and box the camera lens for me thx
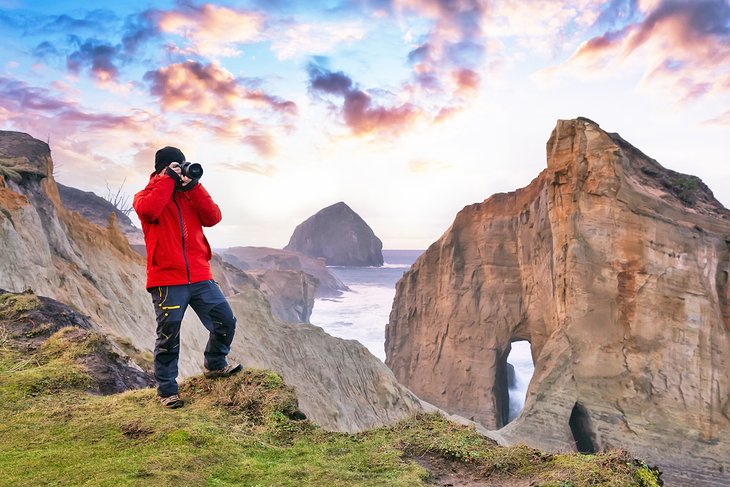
[182,162,203,179]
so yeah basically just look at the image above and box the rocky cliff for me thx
[220,246,349,298]
[210,255,318,324]
[285,202,384,266]
[386,118,730,486]
[0,131,422,432]
[57,182,144,246]
[0,131,154,348]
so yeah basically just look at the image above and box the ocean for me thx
[309,249,535,416]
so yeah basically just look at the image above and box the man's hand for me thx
[164,163,192,186]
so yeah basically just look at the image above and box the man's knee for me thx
[155,320,181,353]
[210,303,236,334]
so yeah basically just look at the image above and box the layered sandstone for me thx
[0,131,422,432]
[386,118,730,486]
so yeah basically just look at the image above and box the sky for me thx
[1,0,729,250]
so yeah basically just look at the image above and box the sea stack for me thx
[385,118,730,486]
[285,202,384,266]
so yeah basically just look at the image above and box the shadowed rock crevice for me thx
[569,403,598,454]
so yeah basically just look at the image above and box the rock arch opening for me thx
[505,340,534,425]
[569,402,597,454]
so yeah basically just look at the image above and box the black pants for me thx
[150,279,237,397]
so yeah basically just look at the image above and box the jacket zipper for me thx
[173,193,191,284]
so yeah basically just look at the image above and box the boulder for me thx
[385,118,730,486]
[285,202,384,266]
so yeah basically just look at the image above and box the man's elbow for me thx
[204,212,222,227]
[133,202,158,223]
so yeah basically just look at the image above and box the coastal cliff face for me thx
[210,255,318,324]
[220,246,349,298]
[0,131,154,347]
[0,131,422,433]
[386,118,730,486]
[285,202,384,266]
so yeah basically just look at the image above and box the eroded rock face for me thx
[0,131,153,348]
[386,118,730,486]
[57,182,144,246]
[210,255,318,323]
[220,246,349,298]
[285,202,384,266]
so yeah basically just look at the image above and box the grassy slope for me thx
[0,292,662,487]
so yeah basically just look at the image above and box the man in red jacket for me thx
[133,146,241,409]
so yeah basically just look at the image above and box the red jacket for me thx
[133,173,222,289]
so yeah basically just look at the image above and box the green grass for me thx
[0,302,662,486]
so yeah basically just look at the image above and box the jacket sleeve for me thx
[186,183,222,227]
[133,175,175,223]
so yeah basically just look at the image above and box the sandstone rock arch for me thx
[386,118,730,485]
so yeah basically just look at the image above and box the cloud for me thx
[703,110,730,126]
[0,9,117,36]
[32,41,59,60]
[22,9,160,83]
[121,9,162,56]
[218,160,278,176]
[143,61,296,157]
[66,37,120,82]
[144,61,240,112]
[0,76,146,132]
[307,61,420,135]
[41,9,117,33]
[268,19,368,59]
[0,76,158,186]
[143,60,297,116]
[407,158,452,173]
[158,3,264,57]
[397,0,486,95]
[548,0,730,102]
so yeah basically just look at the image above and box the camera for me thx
[180,162,203,179]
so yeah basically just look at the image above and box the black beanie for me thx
[154,146,185,173]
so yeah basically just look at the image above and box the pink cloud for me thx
[307,63,421,136]
[703,110,730,126]
[555,1,730,102]
[158,3,263,57]
[144,61,239,113]
[0,76,144,131]
[217,160,277,177]
[144,61,297,116]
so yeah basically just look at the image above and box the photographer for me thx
[133,146,241,409]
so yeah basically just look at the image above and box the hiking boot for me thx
[203,362,243,379]
[159,394,184,409]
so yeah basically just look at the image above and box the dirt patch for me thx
[410,453,533,487]
[121,420,155,439]
[0,186,29,211]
